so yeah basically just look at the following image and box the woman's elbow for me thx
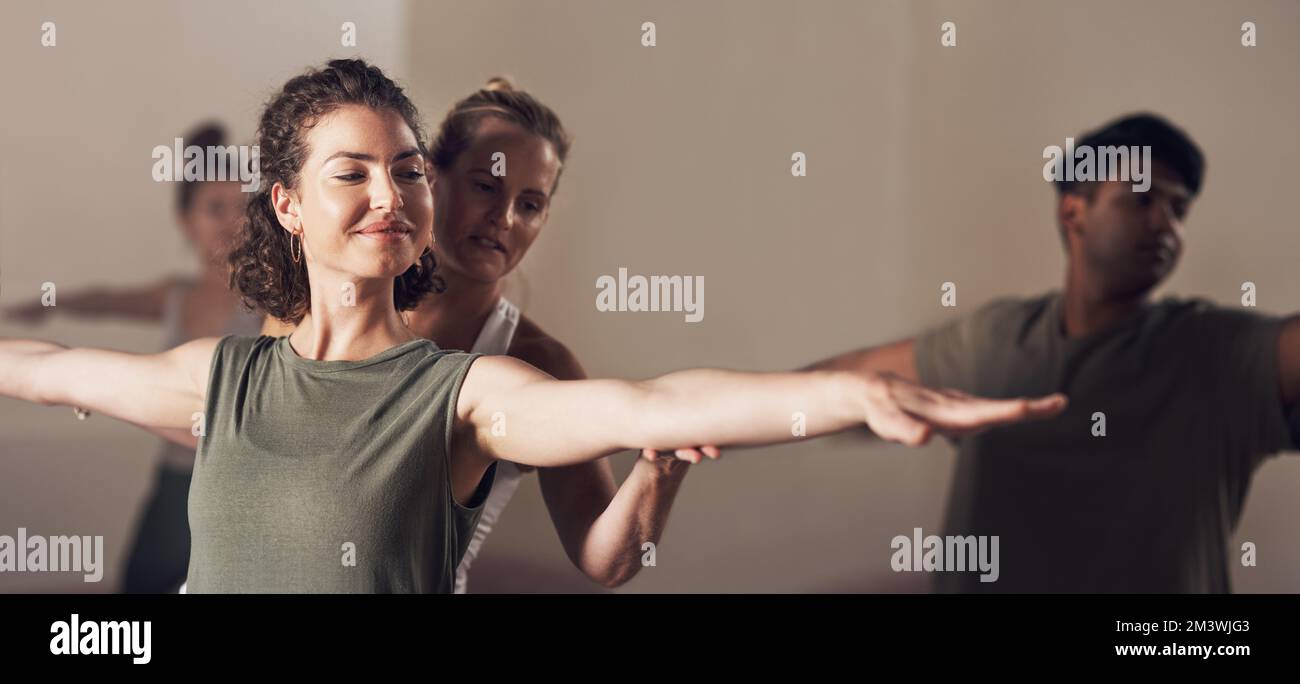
[585,559,639,589]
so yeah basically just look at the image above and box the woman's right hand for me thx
[858,371,1067,446]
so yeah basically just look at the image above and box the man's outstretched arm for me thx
[801,338,920,380]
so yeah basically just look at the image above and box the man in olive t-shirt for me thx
[808,113,1300,592]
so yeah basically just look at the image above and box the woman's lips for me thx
[470,235,507,253]
[356,229,411,243]
[355,220,414,242]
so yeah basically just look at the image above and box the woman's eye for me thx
[335,173,364,181]
[522,201,541,213]
[475,182,494,192]
[399,170,425,180]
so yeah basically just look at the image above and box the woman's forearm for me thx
[633,368,867,451]
[0,338,66,404]
[548,457,690,588]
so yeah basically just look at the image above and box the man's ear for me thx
[270,181,300,233]
[1058,191,1087,250]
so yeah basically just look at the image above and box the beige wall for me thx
[2,0,1297,592]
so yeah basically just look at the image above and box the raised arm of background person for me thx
[2,278,176,324]
[801,337,920,381]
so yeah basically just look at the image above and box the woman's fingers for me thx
[908,391,1067,432]
[922,393,1067,431]
[640,447,701,464]
[873,373,1067,437]
[641,446,720,464]
[674,448,703,464]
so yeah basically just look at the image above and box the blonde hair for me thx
[428,77,572,195]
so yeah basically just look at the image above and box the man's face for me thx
[1062,163,1193,298]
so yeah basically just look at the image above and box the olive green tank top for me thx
[185,335,494,593]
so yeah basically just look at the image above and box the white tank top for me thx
[454,297,523,594]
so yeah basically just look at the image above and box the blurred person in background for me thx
[3,122,262,593]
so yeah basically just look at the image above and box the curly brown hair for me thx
[229,58,442,324]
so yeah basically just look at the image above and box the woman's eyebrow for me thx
[322,148,423,164]
[469,167,546,197]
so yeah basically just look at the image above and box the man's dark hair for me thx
[1055,113,1205,198]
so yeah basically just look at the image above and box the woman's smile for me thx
[354,218,415,243]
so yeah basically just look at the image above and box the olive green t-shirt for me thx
[185,335,495,593]
[915,291,1297,593]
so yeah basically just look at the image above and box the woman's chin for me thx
[347,260,419,281]
[450,254,511,284]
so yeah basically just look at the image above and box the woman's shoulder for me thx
[201,334,280,369]
[507,314,585,381]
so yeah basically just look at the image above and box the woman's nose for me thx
[371,173,405,211]
[487,198,515,231]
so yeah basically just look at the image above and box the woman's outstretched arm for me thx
[453,356,1067,473]
[0,336,218,437]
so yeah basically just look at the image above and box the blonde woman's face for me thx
[281,104,433,281]
[431,117,559,284]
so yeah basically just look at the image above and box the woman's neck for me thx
[409,266,504,352]
[289,268,418,361]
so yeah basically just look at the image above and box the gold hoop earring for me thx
[291,231,302,264]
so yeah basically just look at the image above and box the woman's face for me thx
[181,180,245,264]
[274,104,433,281]
[431,117,560,284]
